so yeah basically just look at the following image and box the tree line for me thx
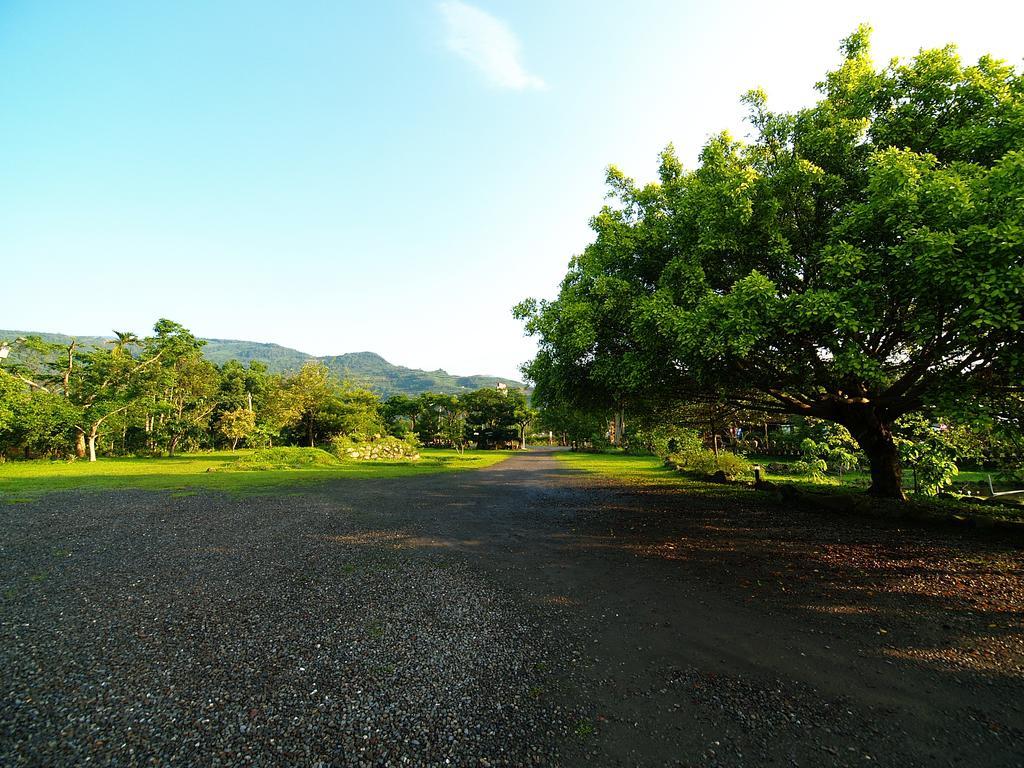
[0,320,534,461]
[515,27,1024,499]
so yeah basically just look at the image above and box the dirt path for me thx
[326,448,1024,766]
[2,448,1022,766]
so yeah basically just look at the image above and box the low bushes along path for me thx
[2,448,1022,766]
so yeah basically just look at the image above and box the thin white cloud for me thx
[439,1,546,90]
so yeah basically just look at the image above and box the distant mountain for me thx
[196,338,314,371]
[0,329,525,397]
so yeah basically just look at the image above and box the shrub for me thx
[798,423,863,476]
[791,457,829,479]
[627,425,703,457]
[668,448,752,480]
[329,435,361,456]
[894,414,961,495]
[714,451,753,481]
[628,425,705,458]
[668,448,717,475]
[245,426,277,449]
[897,438,958,495]
[996,464,1024,483]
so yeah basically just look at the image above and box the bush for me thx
[667,448,752,481]
[898,440,958,495]
[791,457,829,479]
[244,426,278,449]
[798,424,862,476]
[894,414,960,495]
[668,448,716,475]
[629,425,704,458]
[997,464,1024,483]
[714,451,753,481]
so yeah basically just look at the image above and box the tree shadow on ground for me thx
[552,480,1024,681]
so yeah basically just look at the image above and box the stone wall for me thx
[331,436,420,461]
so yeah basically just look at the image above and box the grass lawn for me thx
[0,448,514,498]
[554,451,679,485]
[554,450,1024,524]
[748,455,1020,495]
[555,450,754,498]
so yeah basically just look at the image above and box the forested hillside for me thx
[0,329,523,397]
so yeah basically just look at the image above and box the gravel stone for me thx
[0,490,578,766]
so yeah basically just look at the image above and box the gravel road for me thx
[2,449,1022,766]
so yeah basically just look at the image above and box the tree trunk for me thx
[609,409,625,447]
[841,407,905,500]
[87,431,98,462]
[75,430,87,459]
[863,436,904,499]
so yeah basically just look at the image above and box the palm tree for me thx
[107,330,139,355]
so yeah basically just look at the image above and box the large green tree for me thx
[138,320,219,456]
[411,392,462,446]
[280,362,383,446]
[518,28,1024,498]
[381,394,421,436]
[462,387,530,449]
[285,362,336,447]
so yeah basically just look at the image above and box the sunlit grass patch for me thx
[219,447,341,471]
[0,448,513,498]
[556,450,1023,526]
[553,451,695,487]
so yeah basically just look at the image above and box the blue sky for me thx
[2,1,1022,379]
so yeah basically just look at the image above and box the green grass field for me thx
[554,451,685,486]
[0,448,514,498]
[554,451,759,505]
[747,455,1019,495]
[554,450,1024,523]
[556,450,1019,495]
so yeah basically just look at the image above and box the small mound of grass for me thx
[221,447,341,472]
